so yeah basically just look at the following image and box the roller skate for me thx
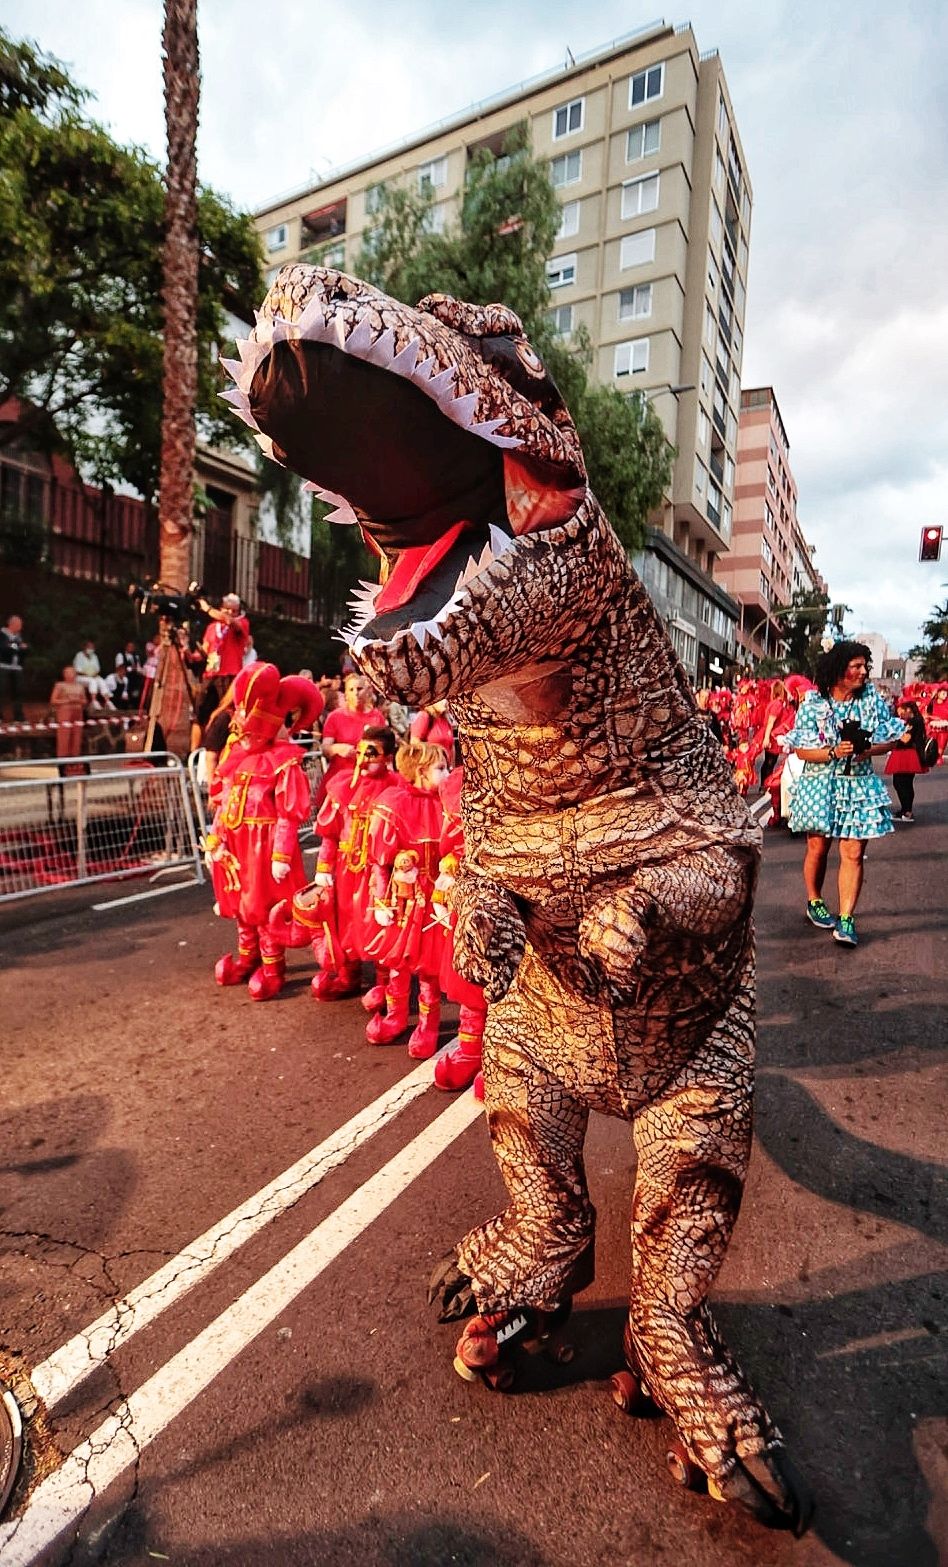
[453,1302,574,1391]
[610,1320,813,1534]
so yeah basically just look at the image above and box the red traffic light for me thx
[919,525,943,562]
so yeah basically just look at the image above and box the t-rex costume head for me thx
[223,266,811,1536]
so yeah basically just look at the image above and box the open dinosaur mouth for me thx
[245,338,518,643]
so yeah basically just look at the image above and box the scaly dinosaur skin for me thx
[223,266,811,1533]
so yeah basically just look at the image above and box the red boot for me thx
[248,954,286,1002]
[311,962,361,1001]
[361,966,389,1014]
[434,1003,484,1090]
[215,924,260,986]
[408,977,441,1060]
[365,971,410,1045]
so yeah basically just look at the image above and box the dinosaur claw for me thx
[722,1446,814,1536]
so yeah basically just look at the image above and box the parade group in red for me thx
[203,663,485,1095]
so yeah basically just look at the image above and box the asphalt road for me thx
[0,772,945,1567]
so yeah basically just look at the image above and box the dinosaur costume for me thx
[221,266,811,1533]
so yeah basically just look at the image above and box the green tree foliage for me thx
[0,29,264,502]
[779,589,830,674]
[909,600,948,681]
[353,124,672,552]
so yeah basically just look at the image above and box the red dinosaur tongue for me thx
[373,520,469,614]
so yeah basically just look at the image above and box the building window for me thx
[364,183,385,215]
[714,149,726,192]
[618,283,652,320]
[418,157,447,194]
[629,63,664,108]
[553,97,584,139]
[726,410,737,446]
[320,240,345,267]
[546,252,577,289]
[557,200,580,238]
[729,367,740,406]
[620,228,656,268]
[759,571,770,601]
[422,202,447,234]
[707,252,719,296]
[548,303,574,336]
[694,458,707,496]
[700,353,713,396]
[626,118,660,161]
[704,301,716,347]
[721,499,732,539]
[265,263,282,286]
[710,198,723,247]
[724,453,734,489]
[761,538,774,566]
[550,150,582,187]
[697,408,709,447]
[734,276,746,317]
[738,235,749,273]
[732,322,743,360]
[718,93,729,139]
[266,223,288,253]
[765,501,775,531]
[615,337,649,377]
[741,188,752,227]
[621,172,660,220]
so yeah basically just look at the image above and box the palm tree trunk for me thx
[158,0,200,591]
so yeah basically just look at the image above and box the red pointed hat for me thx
[232,662,284,741]
[278,674,324,735]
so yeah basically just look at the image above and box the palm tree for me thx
[910,599,948,681]
[157,0,200,590]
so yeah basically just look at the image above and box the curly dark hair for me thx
[814,641,872,698]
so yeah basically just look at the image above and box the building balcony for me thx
[301,198,347,247]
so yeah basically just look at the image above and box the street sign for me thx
[919,525,943,562]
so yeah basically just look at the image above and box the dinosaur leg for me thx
[453,1042,595,1315]
[625,988,812,1533]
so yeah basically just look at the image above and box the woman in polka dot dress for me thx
[785,642,906,946]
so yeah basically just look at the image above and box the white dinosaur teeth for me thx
[426,365,457,401]
[444,390,479,428]
[219,356,242,385]
[488,524,514,557]
[328,314,347,349]
[254,432,280,462]
[219,388,260,431]
[365,327,397,368]
[296,297,327,337]
[344,315,376,357]
[270,315,292,344]
[390,338,420,377]
[412,354,437,385]
[311,487,358,524]
[470,415,521,449]
[436,591,464,624]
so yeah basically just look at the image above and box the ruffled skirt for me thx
[788,761,894,839]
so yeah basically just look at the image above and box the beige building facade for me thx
[253,23,753,682]
[718,386,827,664]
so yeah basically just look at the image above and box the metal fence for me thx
[0,753,204,902]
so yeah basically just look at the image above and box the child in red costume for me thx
[309,724,398,1002]
[431,766,487,1095]
[205,663,322,1001]
[364,739,449,1054]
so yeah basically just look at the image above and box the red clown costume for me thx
[431,766,487,1094]
[309,725,398,1002]
[205,663,322,1001]
[364,739,449,1054]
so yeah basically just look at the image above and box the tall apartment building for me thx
[253,23,752,683]
[717,386,827,663]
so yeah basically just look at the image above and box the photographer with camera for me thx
[197,592,250,733]
[785,641,906,946]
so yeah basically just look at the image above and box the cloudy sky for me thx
[7,0,948,652]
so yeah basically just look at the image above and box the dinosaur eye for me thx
[514,340,546,378]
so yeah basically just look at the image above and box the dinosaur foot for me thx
[621,1311,813,1535]
[426,1252,477,1323]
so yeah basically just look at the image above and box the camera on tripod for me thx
[128,580,204,625]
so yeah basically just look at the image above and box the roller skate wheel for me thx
[453,1355,478,1383]
[665,1441,697,1489]
[548,1342,575,1364]
[707,1477,727,1503]
[485,1364,515,1392]
[610,1370,642,1412]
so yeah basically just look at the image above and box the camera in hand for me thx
[128,580,203,625]
[838,718,871,756]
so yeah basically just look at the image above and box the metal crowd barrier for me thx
[0,752,204,902]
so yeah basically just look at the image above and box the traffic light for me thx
[919,525,943,561]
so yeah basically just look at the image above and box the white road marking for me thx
[32,1049,451,1410]
[93,883,195,910]
[1,1092,483,1567]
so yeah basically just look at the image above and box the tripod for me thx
[143,616,198,755]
